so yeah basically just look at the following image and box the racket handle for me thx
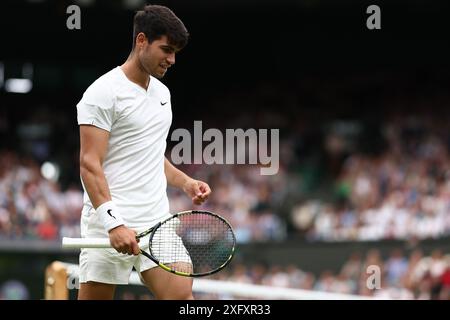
[62,237,112,248]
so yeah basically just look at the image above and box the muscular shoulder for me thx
[80,68,119,109]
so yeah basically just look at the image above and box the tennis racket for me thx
[62,210,236,277]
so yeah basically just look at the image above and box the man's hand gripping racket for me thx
[62,210,236,277]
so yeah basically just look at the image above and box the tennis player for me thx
[75,5,211,300]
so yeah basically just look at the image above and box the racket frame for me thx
[137,210,235,277]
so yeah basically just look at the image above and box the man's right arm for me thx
[79,124,140,255]
[79,125,112,207]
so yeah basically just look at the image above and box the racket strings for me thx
[150,213,235,275]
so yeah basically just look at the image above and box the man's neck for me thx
[121,53,150,90]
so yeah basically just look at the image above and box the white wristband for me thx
[96,201,125,232]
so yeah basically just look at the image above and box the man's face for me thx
[137,34,180,79]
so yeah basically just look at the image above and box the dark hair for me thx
[132,5,189,49]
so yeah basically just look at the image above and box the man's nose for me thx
[167,53,175,65]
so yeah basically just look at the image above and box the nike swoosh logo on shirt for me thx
[160,101,168,106]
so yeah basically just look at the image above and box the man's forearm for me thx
[80,158,112,209]
[80,157,125,232]
[164,157,191,189]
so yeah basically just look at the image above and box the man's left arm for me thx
[164,157,211,205]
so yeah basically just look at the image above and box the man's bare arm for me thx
[164,157,211,205]
[79,125,112,208]
[164,157,190,189]
[79,125,139,255]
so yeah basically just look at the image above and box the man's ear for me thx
[136,32,147,49]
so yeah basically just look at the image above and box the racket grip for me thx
[62,237,112,248]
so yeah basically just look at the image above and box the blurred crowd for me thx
[0,150,82,240]
[292,113,450,241]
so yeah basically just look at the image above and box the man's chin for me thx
[151,71,166,79]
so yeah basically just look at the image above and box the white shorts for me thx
[79,207,191,284]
